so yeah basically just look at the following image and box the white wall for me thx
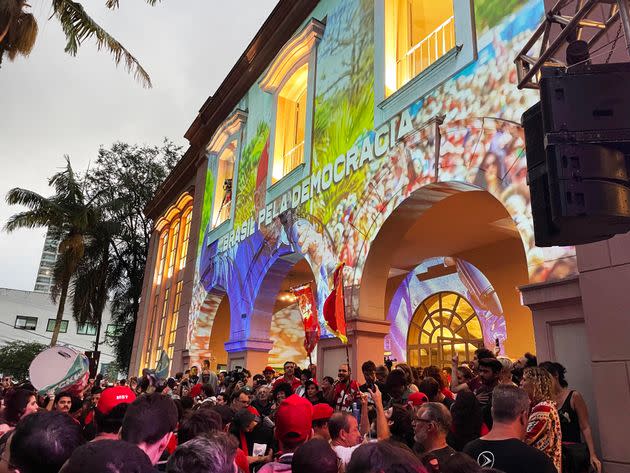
[0,287,117,373]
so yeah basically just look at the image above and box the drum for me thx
[29,346,90,396]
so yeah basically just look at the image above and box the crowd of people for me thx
[0,351,600,473]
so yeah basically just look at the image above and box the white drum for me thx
[29,346,90,396]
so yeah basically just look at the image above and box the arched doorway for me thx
[407,291,483,368]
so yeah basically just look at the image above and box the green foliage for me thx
[234,122,269,227]
[0,341,46,381]
[474,0,523,34]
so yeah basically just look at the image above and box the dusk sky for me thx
[0,0,277,290]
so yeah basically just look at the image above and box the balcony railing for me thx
[397,15,456,89]
[283,140,304,177]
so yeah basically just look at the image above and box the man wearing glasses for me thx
[413,402,456,470]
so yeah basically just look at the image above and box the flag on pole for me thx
[291,283,320,355]
[323,262,348,344]
[155,350,170,380]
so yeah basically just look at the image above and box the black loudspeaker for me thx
[522,63,630,247]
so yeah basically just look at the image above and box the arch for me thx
[188,286,228,369]
[406,291,483,368]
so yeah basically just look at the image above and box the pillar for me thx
[225,339,274,377]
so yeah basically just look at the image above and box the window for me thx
[46,319,68,333]
[167,281,183,360]
[77,323,97,335]
[145,293,159,368]
[179,210,192,270]
[212,143,237,228]
[14,316,37,330]
[273,64,308,182]
[155,289,170,362]
[406,291,484,368]
[155,231,169,285]
[385,0,455,96]
[167,221,180,279]
[105,324,118,337]
[260,19,324,190]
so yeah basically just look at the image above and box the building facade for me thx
[33,227,61,294]
[0,288,117,373]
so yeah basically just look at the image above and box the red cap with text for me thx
[96,386,136,415]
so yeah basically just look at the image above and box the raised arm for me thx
[573,391,601,473]
[369,385,390,441]
[450,353,470,393]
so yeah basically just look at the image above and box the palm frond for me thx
[9,11,37,57]
[51,0,152,88]
[6,187,49,209]
[105,0,160,9]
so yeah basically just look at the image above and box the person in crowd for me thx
[303,380,325,405]
[320,376,335,402]
[330,385,389,468]
[253,374,265,390]
[262,366,275,388]
[439,452,484,473]
[121,392,178,466]
[272,361,301,392]
[450,348,496,393]
[295,369,312,397]
[395,363,420,393]
[329,363,361,411]
[92,385,136,442]
[52,391,73,414]
[189,366,200,385]
[292,438,339,473]
[385,368,413,405]
[0,388,39,434]
[497,357,516,385]
[359,360,379,392]
[447,390,488,451]
[540,361,601,473]
[512,352,537,385]
[270,382,293,421]
[60,439,155,473]
[311,402,334,441]
[176,408,222,444]
[418,377,454,410]
[386,404,415,449]
[230,388,252,411]
[166,432,239,473]
[476,358,503,427]
[521,367,562,472]
[258,394,313,473]
[346,441,426,473]
[375,365,389,385]
[3,411,84,473]
[251,385,273,417]
[463,385,557,473]
[129,377,139,392]
[413,402,456,469]
[201,360,218,394]
[230,407,273,468]
[423,365,454,400]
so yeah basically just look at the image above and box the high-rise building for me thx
[33,227,60,294]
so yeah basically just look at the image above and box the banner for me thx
[292,283,320,355]
[155,350,170,380]
[323,262,348,344]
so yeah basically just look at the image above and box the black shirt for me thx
[463,438,557,473]
[421,445,457,471]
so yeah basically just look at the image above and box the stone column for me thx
[225,339,274,377]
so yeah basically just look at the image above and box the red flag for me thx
[323,263,348,344]
[292,283,320,355]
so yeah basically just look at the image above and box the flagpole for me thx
[340,264,351,374]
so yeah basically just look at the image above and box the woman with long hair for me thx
[0,388,38,434]
[540,361,601,473]
[447,390,488,451]
[395,363,419,393]
[521,367,562,472]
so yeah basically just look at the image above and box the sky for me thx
[0,0,278,291]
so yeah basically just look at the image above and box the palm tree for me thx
[5,158,103,346]
[1,0,160,87]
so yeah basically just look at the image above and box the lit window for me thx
[167,281,183,360]
[167,221,180,279]
[179,210,192,270]
[46,319,68,333]
[155,231,169,285]
[15,316,37,330]
[77,323,97,336]
[145,294,159,368]
[156,288,170,362]
[406,291,483,368]
[272,64,308,182]
[212,142,236,228]
[385,0,455,96]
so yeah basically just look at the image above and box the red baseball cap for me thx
[96,386,136,415]
[190,384,203,399]
[263,366,275,373]
[408,392,429,406]
[275,394,313,443]
[311,403,333,422]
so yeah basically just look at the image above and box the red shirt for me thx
[235,448,250,473]
[332,379,361,411]
[272,376,302,392]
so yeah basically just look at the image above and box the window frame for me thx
[14,316,38,331]
[374,0,477,126]
[46,319,68,333]
[260,18,325,204]
[76,323,98,336]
